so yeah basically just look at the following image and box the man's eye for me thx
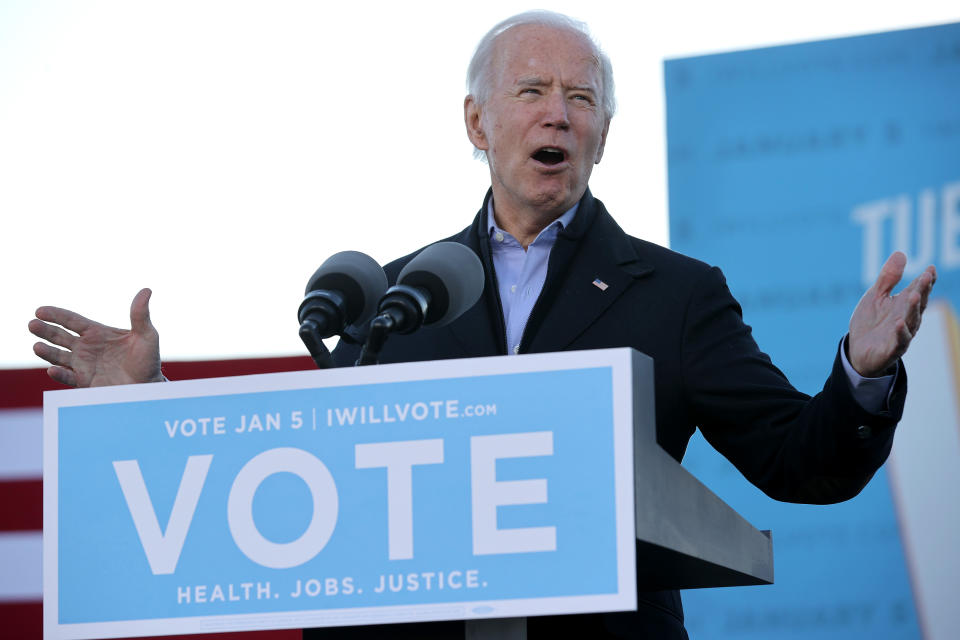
[571,94,592,103]
[521,88,541,95]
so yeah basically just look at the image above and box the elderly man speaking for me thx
[30,10,936,640]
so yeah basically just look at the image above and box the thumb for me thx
[130,288,154,335]
[872,251,907,297]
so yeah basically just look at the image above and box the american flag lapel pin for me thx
[592,278,609,291]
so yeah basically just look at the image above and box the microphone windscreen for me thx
[305,251,388,327]
[397,242,484,326]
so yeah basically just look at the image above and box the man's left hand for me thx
[849,251,937,378]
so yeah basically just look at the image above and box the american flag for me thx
[0,357,313,640]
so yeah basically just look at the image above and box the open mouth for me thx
[532,147,566,166]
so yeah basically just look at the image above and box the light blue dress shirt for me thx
[487,200,578,355]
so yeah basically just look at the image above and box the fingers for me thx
[46,366,78,388]
[33,341,73,368]
[902,264,937,296]
[129,288,154,336]
[916,265,937,311]
[27,318,77,350]
[872,251,907,297]
[899,264,938,333]
[34,305,95,334]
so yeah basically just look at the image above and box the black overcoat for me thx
[325,188,905,639]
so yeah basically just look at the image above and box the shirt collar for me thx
[486,199,580,245]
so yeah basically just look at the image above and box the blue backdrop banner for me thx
[665,21,960,640]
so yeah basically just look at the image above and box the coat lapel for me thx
[524,192,655,354]
[445,189,655,358]
[446,195,507,358]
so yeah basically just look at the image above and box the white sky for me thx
[3,0,957,368]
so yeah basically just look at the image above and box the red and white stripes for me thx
[0,358,313,640]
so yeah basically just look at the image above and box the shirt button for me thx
[856,425,872,439]
[510,285,517,293]
[494,232,504,242]
[513,344,520,354]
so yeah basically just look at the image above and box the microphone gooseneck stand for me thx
[355,285,430,366]
[298,290,347,369]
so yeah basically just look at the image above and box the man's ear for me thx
[464,95,488,152]
[594,118,611,164]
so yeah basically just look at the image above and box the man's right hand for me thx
[28,288,164,387]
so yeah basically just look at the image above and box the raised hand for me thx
[28,288,164,387]
[848,252,937,378]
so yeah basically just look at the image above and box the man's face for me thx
[465,25,609,219]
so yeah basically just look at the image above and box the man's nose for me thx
[541,91,570,129]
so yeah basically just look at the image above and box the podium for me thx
[43,348,771,640]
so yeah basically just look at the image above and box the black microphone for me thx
[357,242,484,365]
[298,251,387,369]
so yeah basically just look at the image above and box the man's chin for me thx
[526,185,582,215]
[490,173,585,220]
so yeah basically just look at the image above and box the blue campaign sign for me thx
[665,21,960,640]
[43,350,637,639]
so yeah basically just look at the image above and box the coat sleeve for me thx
[682,266,906,504]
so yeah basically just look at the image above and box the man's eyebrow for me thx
[514,77,598,94]
[516,76,548,87]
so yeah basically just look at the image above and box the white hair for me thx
[466,10,616,160]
